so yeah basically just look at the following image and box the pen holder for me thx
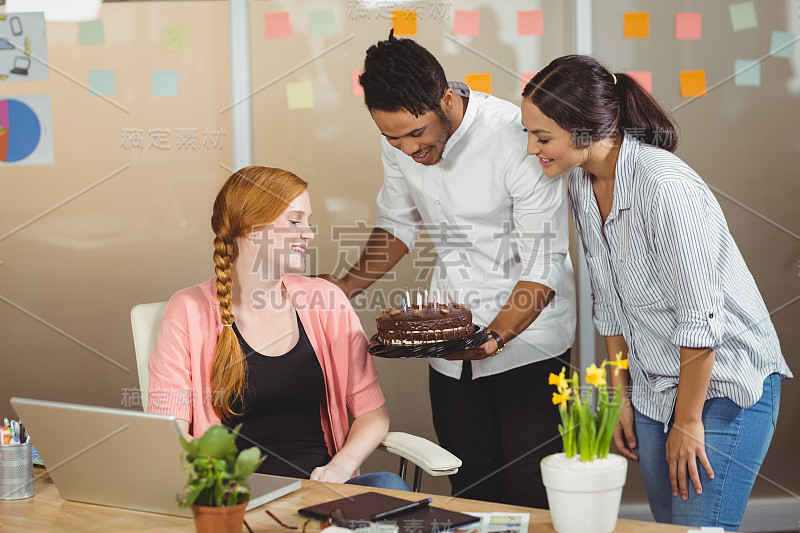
[0,442,34,500]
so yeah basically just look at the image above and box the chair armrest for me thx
[378,432,461,477]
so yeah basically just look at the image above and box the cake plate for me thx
[368,325,489,358]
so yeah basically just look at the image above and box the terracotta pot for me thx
[540,453,627,533]
[191,501,248,533]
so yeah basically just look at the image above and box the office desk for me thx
[0,468,687,533]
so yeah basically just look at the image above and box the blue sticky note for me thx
[89,69,115,95]
[734,59,760,87]
[152,70,178,96]
[770,31,796,59]
[308,10,335,37]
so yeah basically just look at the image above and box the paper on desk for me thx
[454,512,530,533]
[687,528,725,533]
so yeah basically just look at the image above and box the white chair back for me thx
[130,301,168,412]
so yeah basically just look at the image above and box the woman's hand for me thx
[666,418,714,501]
[309,462,354,484]
[612,401,638,461]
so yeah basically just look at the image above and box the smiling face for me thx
[521,99,587,178]
[249,190,314,278]
[371,107,452,166]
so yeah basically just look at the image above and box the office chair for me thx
[131,302,460,492]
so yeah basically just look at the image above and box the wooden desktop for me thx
[0,467,688,533]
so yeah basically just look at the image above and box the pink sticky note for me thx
[676,13,702,40]
[453,10,480,36]
[520,72,537,93]
[352,69,364,97]
[627,71,652,94]
[264,12,291,39]
[518,10,543,36]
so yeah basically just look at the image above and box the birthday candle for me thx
[402,297,407,313]
[416,290,422,308]
[406,289,411,307]
[424,289,428,306]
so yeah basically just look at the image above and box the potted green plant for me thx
[540,353,629,533]
[179,424,265,533]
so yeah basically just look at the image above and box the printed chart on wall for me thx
[0,11,49,82]
[0,94,54,166]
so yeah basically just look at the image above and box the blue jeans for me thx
[346,471,410,491]
[634,373,781,531]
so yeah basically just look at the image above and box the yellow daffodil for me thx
[585,363,607,388]
[549,367,571,395]
[606,351,629,376]
[552,391,571,406]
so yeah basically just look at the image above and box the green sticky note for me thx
[78,19,105,46]
[729,2,757,31]
[309,10,335,37]
[89,69,115,95]
[286,81,314,110]
[734,59,760,87]
[152,70,179,96]
[770,31,796,58]
[164,26,190,51]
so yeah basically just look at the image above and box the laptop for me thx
[10,398,301,517]
[10,57,30,75]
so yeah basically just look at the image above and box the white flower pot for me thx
[540,453,628,533]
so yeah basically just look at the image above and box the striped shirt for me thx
[568,134,792,430]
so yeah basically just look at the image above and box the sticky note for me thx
[152,70,179,96]
[627,71,652,94]
[770,31,796,58]
[309,10,335,37]
[675,13,701,40]
[89,69,114,95]
[352,69,364,96]
[392,10,417,36]
[729,2,757,31]
[734,59,761,87]
[520,72,537,93]
[624,12,649,39]
[164,26,190,51]
[465,73,492,95]
[517,10,543,36]
[453,10,480,37]
[265,12,292,39]
[286,81,314,110]
[78,19,105,45]
[679,70,706,98]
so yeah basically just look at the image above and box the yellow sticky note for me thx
[465,73,492,95]
[286,81,314,110]
[392,10,418,36]
[679,70,707,97]
[624,12,650,39]
[164,26,190,51]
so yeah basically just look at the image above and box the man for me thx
[324,31,576,508]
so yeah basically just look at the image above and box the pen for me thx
[370,498,432,521]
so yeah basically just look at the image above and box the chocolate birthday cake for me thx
[375,303,474,346]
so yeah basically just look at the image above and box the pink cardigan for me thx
[147,274,385,457]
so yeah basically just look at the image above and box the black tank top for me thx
[229,313,330,478]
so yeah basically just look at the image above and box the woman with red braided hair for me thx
[148,166,408,489]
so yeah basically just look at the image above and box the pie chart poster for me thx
[0,94,54,166]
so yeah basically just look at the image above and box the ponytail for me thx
[210,235,246,421]
[614,72,677,152]
[522,55,678,152]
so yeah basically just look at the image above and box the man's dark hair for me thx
[359,29,448,117]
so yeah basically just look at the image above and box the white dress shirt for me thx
[568,134,792,429]
[375,82,576,379]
